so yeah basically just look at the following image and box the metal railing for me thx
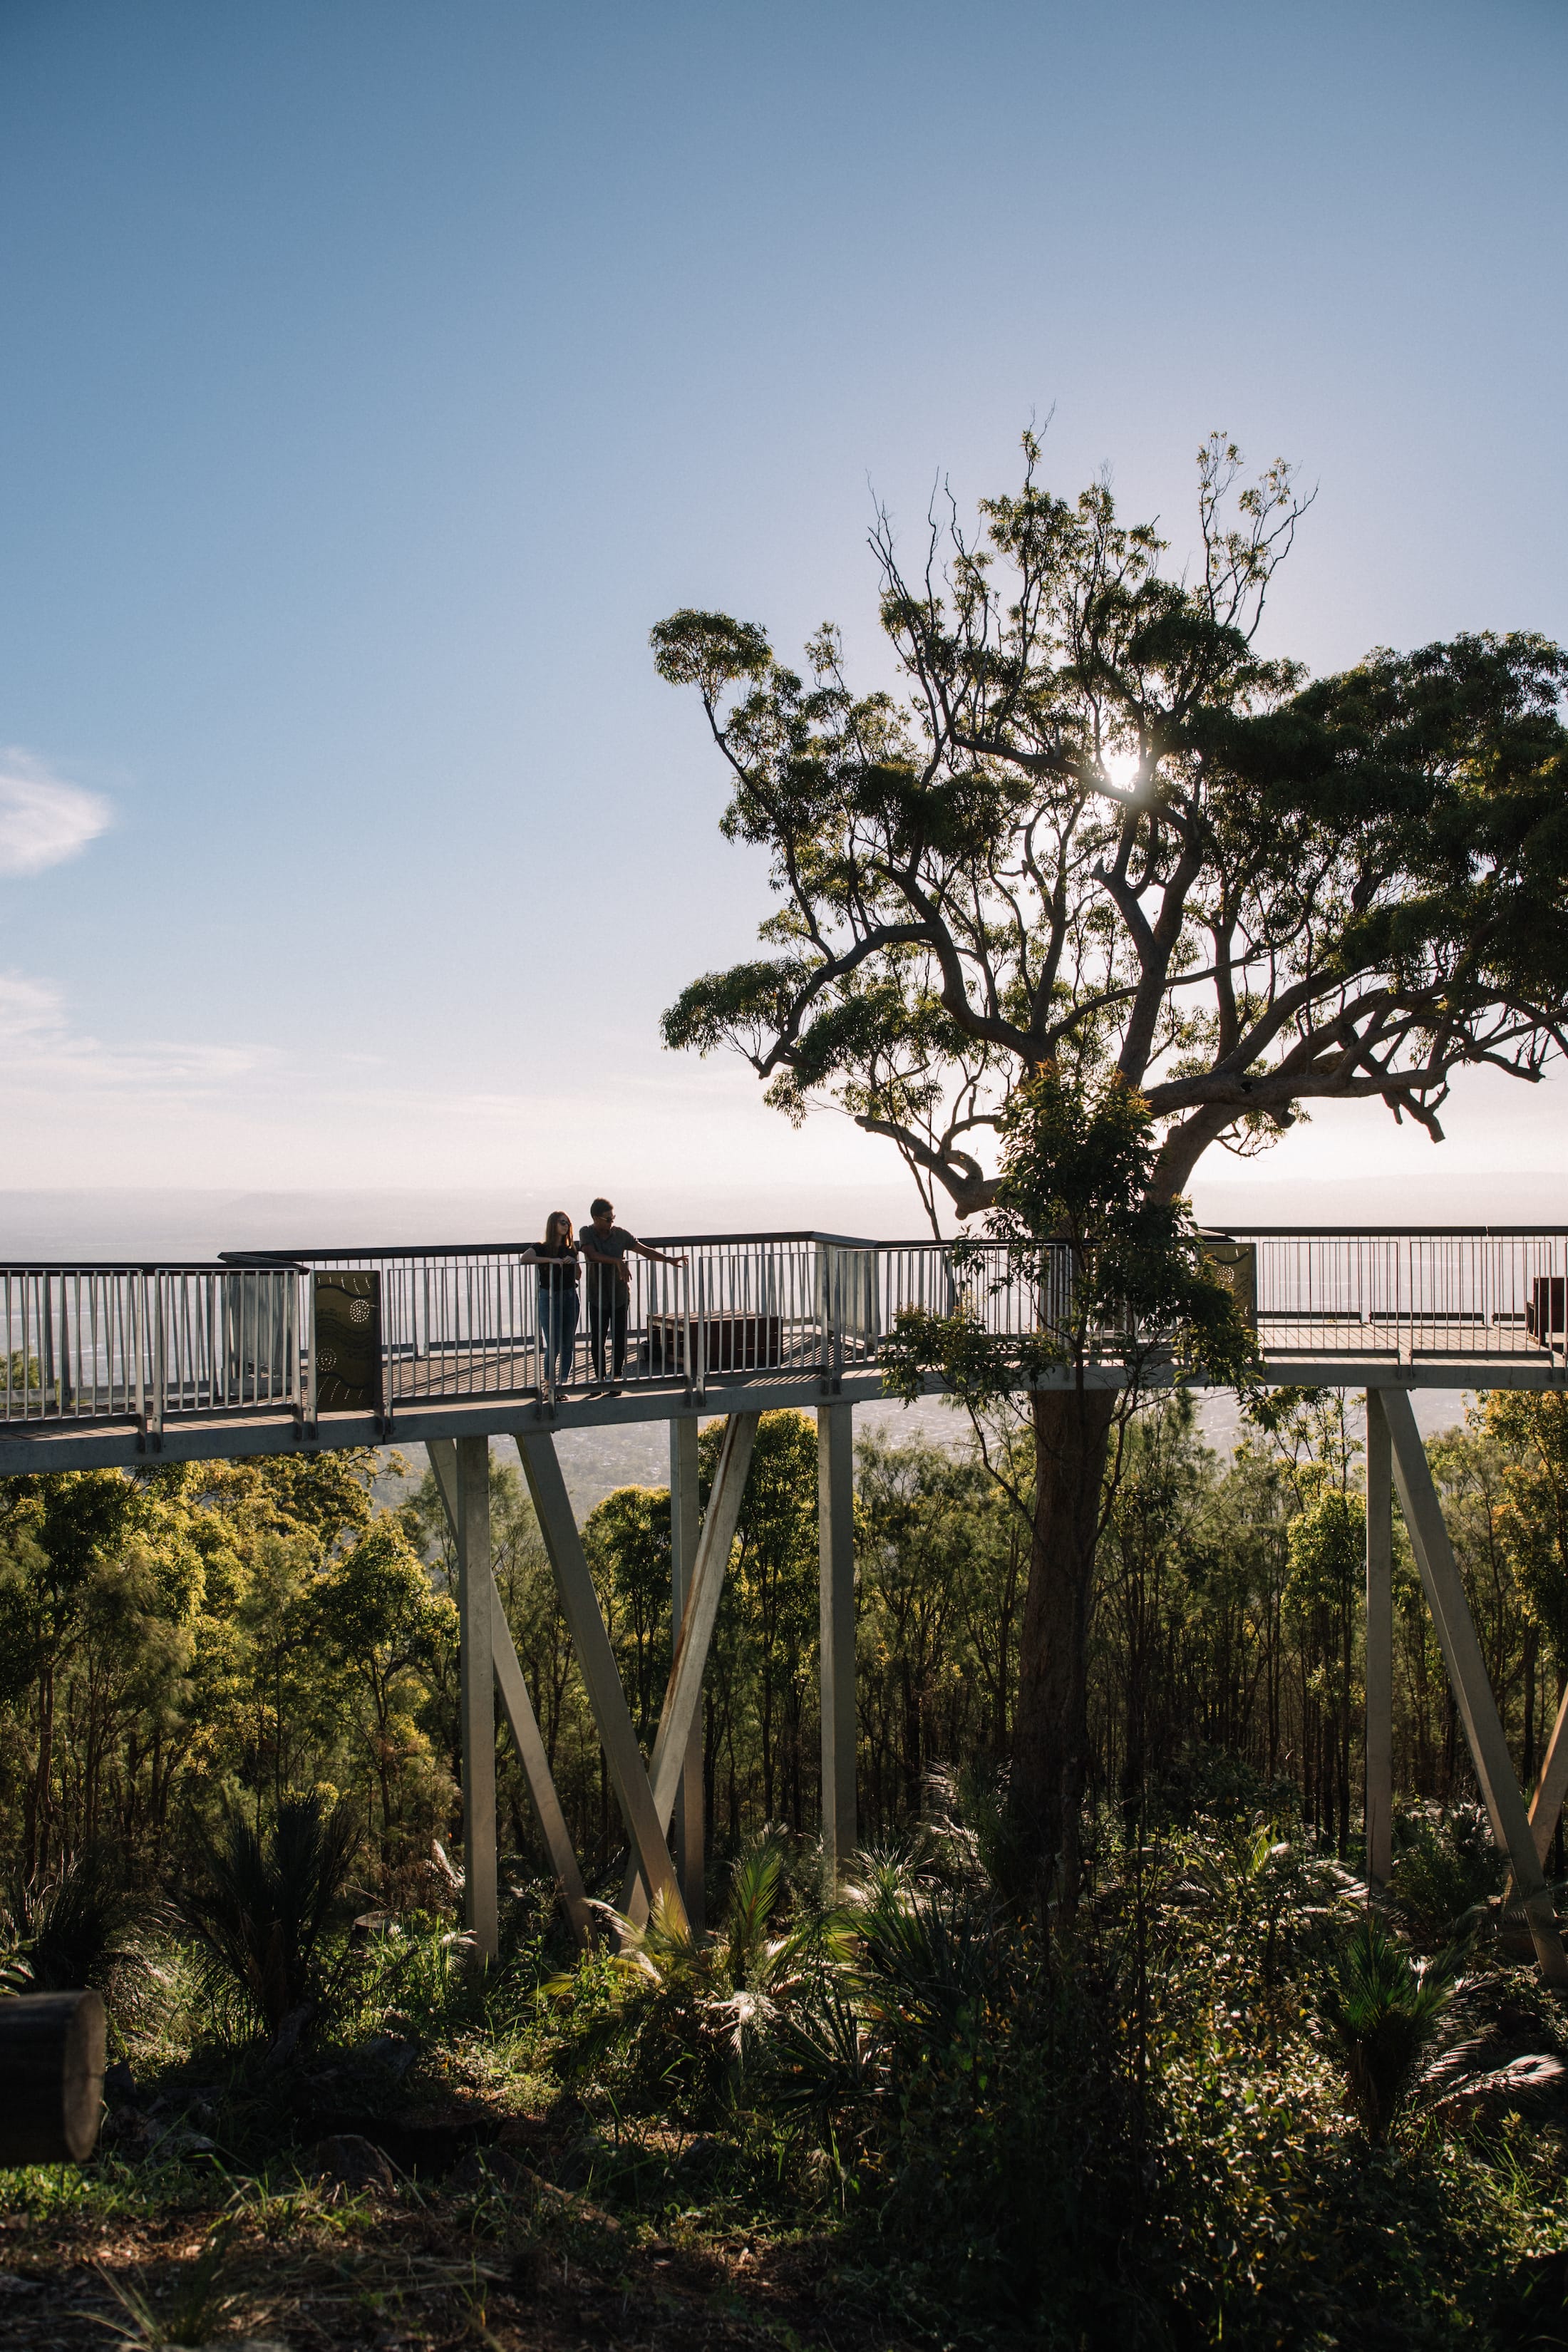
[1219,1226,1568,1364]
[870,1229,1568,1367]
[1,1263,299,1435]
[3,1227,1566,1437]
[227,1234,872,1408]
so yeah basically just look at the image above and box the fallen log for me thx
[0,1991,106,2163]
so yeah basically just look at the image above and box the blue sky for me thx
[2,0,1566,1238]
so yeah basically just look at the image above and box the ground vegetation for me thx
[0,1399,1567,2338]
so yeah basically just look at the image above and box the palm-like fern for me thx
[1315,1915,1460,2144]
[561,1831,809,2121]
[176,1793,360,2046]
[3,1845,153,1998]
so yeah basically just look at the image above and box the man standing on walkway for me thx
[582,1200,688,1387]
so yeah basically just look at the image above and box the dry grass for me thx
[0,2160,875,2351]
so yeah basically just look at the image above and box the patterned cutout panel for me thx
[1201,1241,1258,1331]
[313,1271,383,1413]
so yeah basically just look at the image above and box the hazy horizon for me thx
[1,1162,1562,1264]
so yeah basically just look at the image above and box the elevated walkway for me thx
[7,1220,1568,1982]
[4,1224,1568,1472]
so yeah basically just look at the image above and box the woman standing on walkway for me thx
[527,1212,580,1388]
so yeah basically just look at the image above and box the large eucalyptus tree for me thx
[652,432,1568,1871]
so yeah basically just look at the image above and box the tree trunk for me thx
[1011,1385,1117,1895]
[0,1992,105,2163]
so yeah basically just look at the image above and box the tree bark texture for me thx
[1011,1386,1118,1894]
[0,1991,105,2163]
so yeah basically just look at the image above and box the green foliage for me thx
[882,1068,1254,1413]
[655,433,1568,1226]
[1391,1805,1504,1949]
[584,1485,671,1742]
[855,1444,1008,1822]
[1314,1914,1460,2145]
[847,1862,1149,2329]
[0,1411,1561,2352]
[3,1842,154,1998]
[557,1830,800,2124]
[175,1792,361,2043]
[1486,1387,1568,1651]
[1286,1485,1365,1610]
[698,1413,821,1828]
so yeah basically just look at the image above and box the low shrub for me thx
[1391,1805,1502,1948]
[1314,1914,1460,2144]
[175,1793,361,2049]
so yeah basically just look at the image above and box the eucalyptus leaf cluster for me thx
[880,1063,1257,1413]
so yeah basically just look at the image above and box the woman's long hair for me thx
[544,1210,574,1249]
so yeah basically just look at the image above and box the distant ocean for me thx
[0,1167,1562,1264]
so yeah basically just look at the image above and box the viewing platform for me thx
[10,1224,1568,1979]
[4,1224,1568,1474]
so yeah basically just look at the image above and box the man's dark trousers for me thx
[588,1279,629,1379]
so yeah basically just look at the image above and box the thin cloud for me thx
[0,968,274,1092]
[0,753,112,877]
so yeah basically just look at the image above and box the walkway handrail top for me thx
[220,1229,882,1262]
[76,1227,1568,1270]
[0,1259,307,1277]
[1197,1224,1568,1240]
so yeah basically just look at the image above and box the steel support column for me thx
[670,1415,705,1934]
[429,1438,592,1947]
[1365,1390,1393,1887]
[455,1433,499,1958]
[818,1400,856,1878]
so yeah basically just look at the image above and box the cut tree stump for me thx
[0,1990,106,2163]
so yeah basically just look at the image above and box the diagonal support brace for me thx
[621,1411,760,1922]
[1381,1388,1568,1983]
[428,1439,592,1947]
[1528,1683,1568,1867]
[514,1428,685,1924]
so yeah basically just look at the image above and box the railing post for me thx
[818,1400,857,1879]
[128,1274,143,1435]
[304,1272,317,1433]
[149,1273,165,1445]
[288,1269,303,1423]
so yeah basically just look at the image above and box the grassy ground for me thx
[0,2076,880,2350]
[0,2165,852,2351]
[12,1819,1568,2348]
[0,1933,891,2352]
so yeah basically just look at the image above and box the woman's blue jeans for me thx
[537,1284,580,1386]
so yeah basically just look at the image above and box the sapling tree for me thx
[652,430,1568,1877]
